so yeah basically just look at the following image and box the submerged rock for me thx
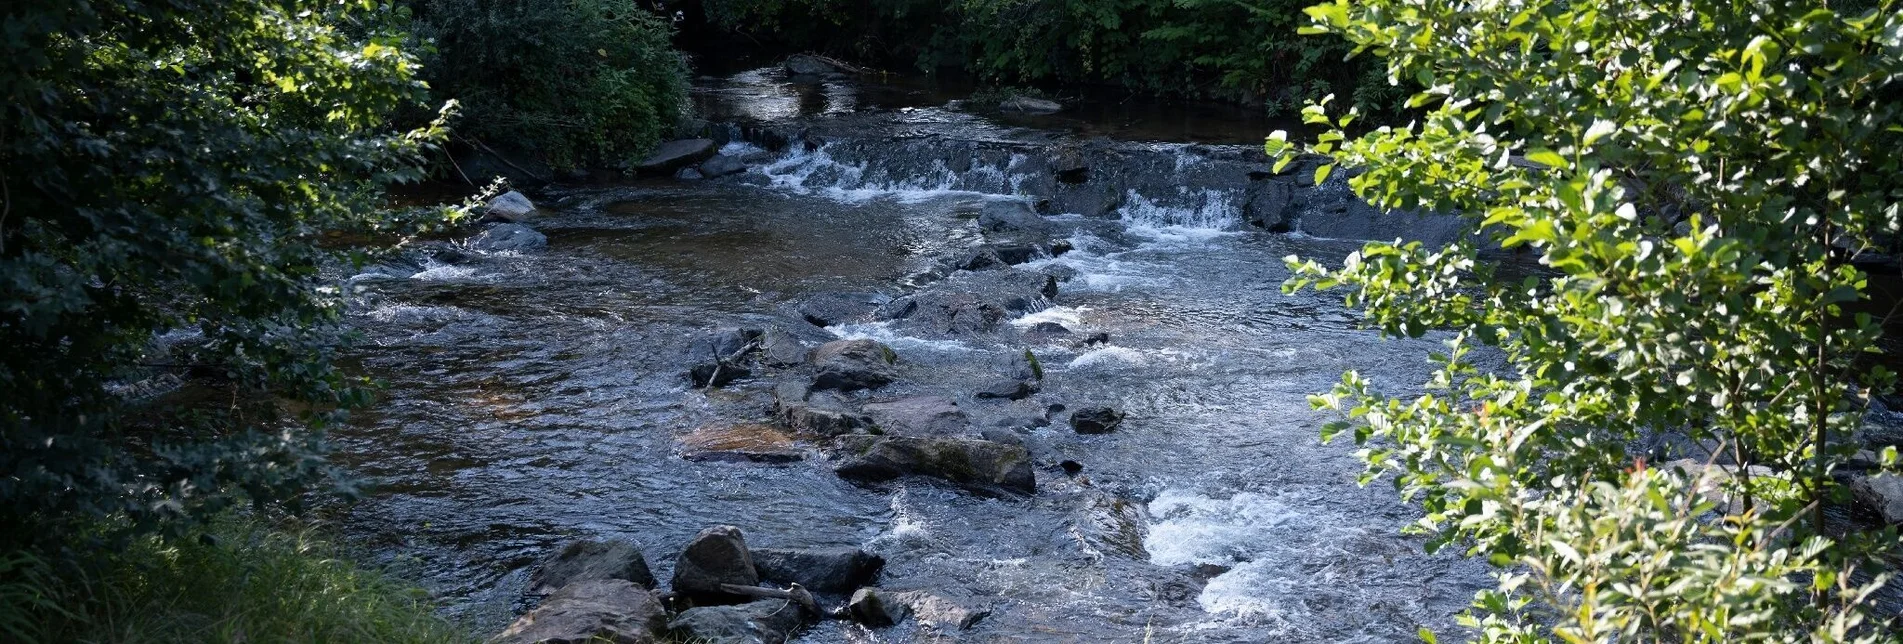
[471,223,548,252]
[862,396,969,437]
[637,139,717,174]
[974,378,1038,400]
[700,154,747,178]
[1070,406,1125,434]
[667,598,807,644]
[483,190,537,223]
[997,95,1063,114]
[686,328,763,388]
[796,292,888,327]
[977,200,1050,233]
[809,339,898,392]
[492,579,665,644]
[750,547,883,593]
[672,526,760,600]
[680,424,802,464]
[846,587,910,627]
[529,539,656,595]
[784,54,850,78]
[833,435,1035,494]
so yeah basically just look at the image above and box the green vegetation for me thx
[409,0,691,170]
[1274,0,1903,641]
[2,516,468,643]
[682,0,1399,112]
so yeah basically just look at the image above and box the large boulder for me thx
[757,328,810,367]
[846,587,910,627]
[685,328,763,388]
[529,539,656,595]
[680,424,802,464]
[750,547,883,593]
[833,436,1035,494]
[472,224,548,252]
[977,200,1050,233]
[862,396,969,438]
[672,526,760,600]
[667,598,807,644]
[783,54,848,78]
[636,139,717,175]
[491,579,666,644]
[878,270,1058,337]
[1851,473,1903,525]
[483,190,537,223]
[1070,407,1125,434]
[809,339,898,392]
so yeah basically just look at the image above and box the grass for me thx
[1,516,471,644]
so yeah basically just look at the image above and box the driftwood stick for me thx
[718,583,818,614]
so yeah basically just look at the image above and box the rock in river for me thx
[833,435,1035,494]
[751,547,883,593]
[861,395,969,437]
[667,598,807,644]
[679,424,803,464]
[1851,473,1903,525]
[529,538,656,595]
[977,200,1050,233]
[809,339,898,392]
[492,579,666,644]
[1070,406,1125,434]
[699,154,747,178]
[672,525,760,600]
[482,190,537,223]
[636,139,717,175]
[471,223,547,252]
[889,588,991,631]
[796,292,887,327]
[846,587,910,627]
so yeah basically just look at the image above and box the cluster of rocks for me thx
[471,190,549,253]
[492,526,986,643]
[636,138,752,181]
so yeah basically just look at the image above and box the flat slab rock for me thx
[750,547,882,593]
[668,598,807,644]
[833,435,1034,494]
[680,424,803,464]
[1851,473,1903,525]
[861,395,969,438]
[637,139,717,174]
[491,579,665,644]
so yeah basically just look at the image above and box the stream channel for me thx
[332,65,1496,643]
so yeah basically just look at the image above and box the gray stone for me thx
[490,579,665,644]
[700,154,748,178]
[530,539,656,595]
[1070,407,1125,434]
[975,379,1038,401]
[977,200,1050,233]
[888,589,990,630]
[809,339,898,392]
[686,328,763,388]
[758,328,809,367]
[833,436,1035,494]
[979,427,1025,446]
[672,526,759,598]
[483,190,537,223]
[667,598,807,644]
[782,403,874,438]
[750,547,882,593]
[1851,473,1903,525]
[675,167,705,181]
[784,54,844,77]
[637,139,718,174]
[679,424,803,464]
[846,588,909,627]
[862,396,969,437]
[471,224,548,252]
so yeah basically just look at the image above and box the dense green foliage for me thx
[681,0,1399,112]
[0,0,456,546]
[410,0,691,169]
[1,516,468,643]
[1273,0,1903,640]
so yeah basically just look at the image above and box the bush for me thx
[1275,0,1903,640]
[410,0,691,170]
[0,517,468,644]
[0,0,455,547]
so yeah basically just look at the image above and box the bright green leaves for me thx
[1279,0,1903,640]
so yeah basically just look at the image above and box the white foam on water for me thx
[829,321,975,353]
[756,144,1012,205]
[1064,346,1147,370]
[1118,189,1243,243]
[718,141,769,158]
[1008,305,1089,329]
[410,264,479,281]
[1144,489,1297,567]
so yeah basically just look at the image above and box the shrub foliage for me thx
[1273,0,1903,640]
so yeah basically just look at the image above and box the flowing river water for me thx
[331,68,1498,642]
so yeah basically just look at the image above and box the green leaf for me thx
[1523,148,1567,169]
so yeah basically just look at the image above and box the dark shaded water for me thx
[330,69,1496,643]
